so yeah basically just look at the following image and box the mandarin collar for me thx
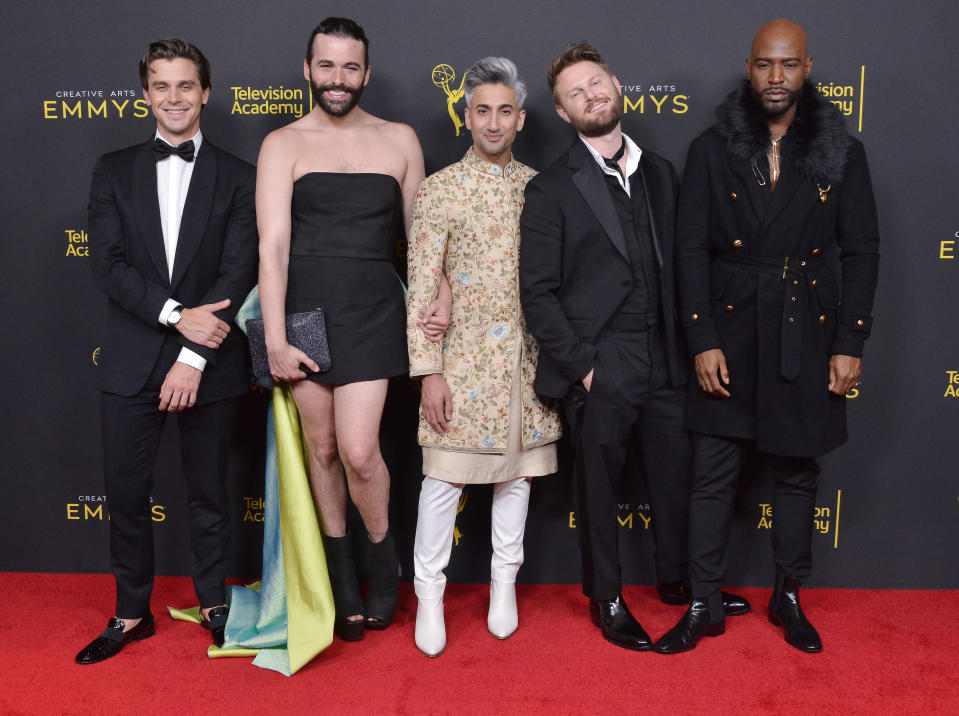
[463,146,516,177]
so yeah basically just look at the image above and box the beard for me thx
[569,96,622,138]
[752,86,802,118]
[310,79,364,117]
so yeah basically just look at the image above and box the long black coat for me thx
[676,83,879,457]
[88,138,258,403]
[520,138,686,399]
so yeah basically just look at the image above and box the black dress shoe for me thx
[768,578,822,653]
[200,606,229,647]
[588,595,652,651]
[75,613,155,664]
[656,581,751,617]
[652,600,725,654]
[720,590,750,616]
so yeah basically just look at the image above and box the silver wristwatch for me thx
[168,305,184,326]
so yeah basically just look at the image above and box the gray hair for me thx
[463,56,528,109]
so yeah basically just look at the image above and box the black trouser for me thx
[101,352,238,618]
[688,433,819,622]
[562,316,690,600]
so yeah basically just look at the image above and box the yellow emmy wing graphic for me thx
[92,347,100,366]
[452,489,468,546]
[432,64,466,136]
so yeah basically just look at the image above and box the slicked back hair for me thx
[463,56,528,109]
[306,17,370,67]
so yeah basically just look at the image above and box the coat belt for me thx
[718,253,826,381]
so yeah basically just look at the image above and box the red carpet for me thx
[2,573,957,714]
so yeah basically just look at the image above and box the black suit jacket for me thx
[520,138,686,399]
[88,137,258,403]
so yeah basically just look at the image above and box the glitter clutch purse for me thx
[246,309,331,381]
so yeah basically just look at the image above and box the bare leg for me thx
[290,379,366,626]
[289,380,348,537]
[332,379,391,541]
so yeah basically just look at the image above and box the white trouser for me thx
[413,477,463,600]
[413,476,531,598]
[490,477,530,583]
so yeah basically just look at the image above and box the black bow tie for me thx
[153,138,195,162]
[603,139,627,178]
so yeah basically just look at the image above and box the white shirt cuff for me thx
[159,298,181,325]
[176,347,207,372]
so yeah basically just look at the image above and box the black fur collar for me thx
[715,80,851,185]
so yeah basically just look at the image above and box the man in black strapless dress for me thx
[255,17,437,642]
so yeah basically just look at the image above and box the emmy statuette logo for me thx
[432,64,466,136]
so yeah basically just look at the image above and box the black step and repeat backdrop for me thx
[2,0,957,589]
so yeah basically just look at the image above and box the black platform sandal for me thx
[325,534,366,641]
[365,530,399,630]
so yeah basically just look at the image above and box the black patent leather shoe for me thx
[652,600,725,654]
[656,581,751,617]
[768,578,822,653]
[75,613,155,664]
[588,596,652,651]
[200,605,229,647]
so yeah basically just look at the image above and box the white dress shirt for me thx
[580,132,643,197]
[155,129,207,372]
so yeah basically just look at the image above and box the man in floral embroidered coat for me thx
[406,57,561,657]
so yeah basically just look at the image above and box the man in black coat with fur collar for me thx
[654,20,879,654]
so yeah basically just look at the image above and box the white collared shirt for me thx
[155,128,206,372]
[580,132,643,197]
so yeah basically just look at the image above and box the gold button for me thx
[788,317,795,323]
[812,248,821,255]
[691,313,699,321]
[857,318,864,327]
[791,296,797,302]
[793,280,799,286]
[733,239,743,248]
[819,315,826,324]
[800,261,806,266]
[729,192,738,201]
[725,305,734,312]
[811,279,818,287]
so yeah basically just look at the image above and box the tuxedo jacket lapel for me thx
[568,142,629,262]
[131,142,170,285]
[171,142,216,289]
[638,158,665,268]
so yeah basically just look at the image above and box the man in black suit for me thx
[76,38,258,664]
[520,42,747,651]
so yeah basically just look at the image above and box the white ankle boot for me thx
[488,477,530,639]
[487,580,518,638]
[415,597,446,657]
[413,477,463,657]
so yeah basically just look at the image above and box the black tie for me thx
[603,139,627,178]
[153,138,195,162]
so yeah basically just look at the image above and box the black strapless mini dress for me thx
[285,173,408,384]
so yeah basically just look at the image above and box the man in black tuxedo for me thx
[520,42,747,651]
[76,38,258,664]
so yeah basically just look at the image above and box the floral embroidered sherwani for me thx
[407,148,561,457]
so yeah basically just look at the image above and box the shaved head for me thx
[750,19,808,61]
[746,18,812,123]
